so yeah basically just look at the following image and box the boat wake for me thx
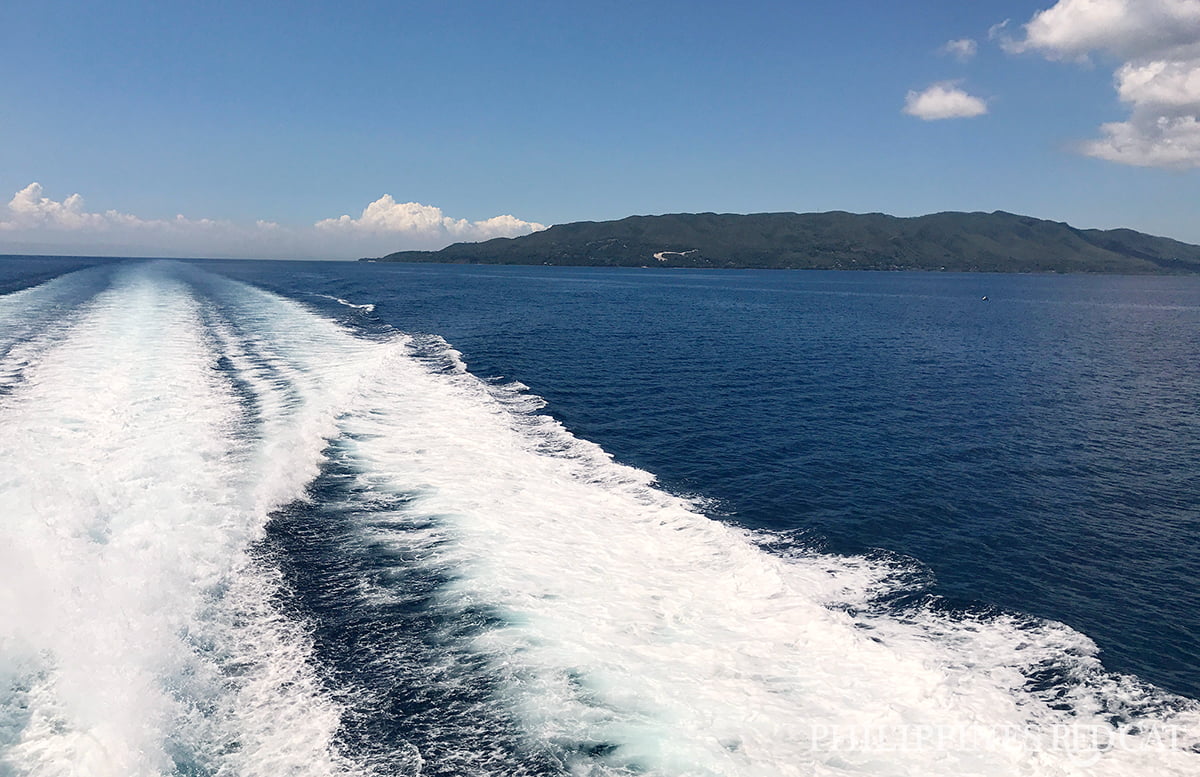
[0,261,1196,776]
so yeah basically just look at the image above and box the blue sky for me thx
[2,0,1199,259]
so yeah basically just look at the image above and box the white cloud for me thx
[314,194,544,243]
[903,82,989,120]
[0,184,547,259]
[1116,59,1200,107]
[1015,0,1200,60]
[0,183,243,238]
[1082,115,1200,166]
[3,183,122,231]
[941,38,978,61]
[1009,0,1200,168]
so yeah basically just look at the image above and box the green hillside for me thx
[368,211,1200,274]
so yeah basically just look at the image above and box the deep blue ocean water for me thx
[210,259,1200,697]
[1,255,1198,776]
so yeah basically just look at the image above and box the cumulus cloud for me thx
[0,183,244,241]
[0,184,546,259]
[903,82,989,120]
[1116,58,1200,107]
[314,194,544,243]
[1008,0,1200,168]
[941,38,978,61]
[1082,115,1200,166]
[4,183,108,230]
[1014,0,1200,60]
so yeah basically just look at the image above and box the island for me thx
[365,210,1200,274]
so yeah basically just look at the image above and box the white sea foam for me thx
[2,261,1197,776]
[0,263,367,776]
[328,339,1200,776]
[0,269,107,392]
[309,293,376,313]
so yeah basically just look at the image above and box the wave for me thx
[0,265,118,395]
[0,260,1196,776]
[0,263,362,776]
[308,293,377,314]
[332,329,1200,777]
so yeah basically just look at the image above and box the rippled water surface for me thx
[2,255,1198,776]
[214,260,1200,697]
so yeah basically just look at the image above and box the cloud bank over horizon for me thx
[1008,0,1200,168]
[0,183,546,260]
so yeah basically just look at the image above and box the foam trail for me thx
[0,263,366,776]
[128,272,1200,775]
[309,293,376,313]
[0,265,115,393]
[4,261,1198,776]
[321,340,1200,775]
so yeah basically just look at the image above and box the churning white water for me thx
[0,263,363,776]
[0,261,1196,776]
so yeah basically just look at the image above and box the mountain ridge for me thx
[366,210,1200,274]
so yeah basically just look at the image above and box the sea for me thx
[0,255,1198,777]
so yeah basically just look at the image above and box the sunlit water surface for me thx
[1,256,1198,776]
